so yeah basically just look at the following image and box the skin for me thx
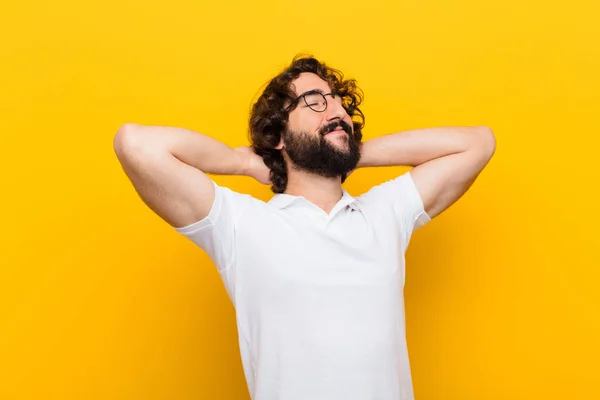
[281,72,355,152]
[270,72,497,217]
[274,72,362,213]
[113,71,496,228]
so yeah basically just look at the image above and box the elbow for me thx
[113,123,171,164]
[475,126,496,159]
[113,123,144,158]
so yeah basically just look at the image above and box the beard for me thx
[282,120,361,179]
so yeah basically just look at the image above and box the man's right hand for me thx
[235,146,272,185]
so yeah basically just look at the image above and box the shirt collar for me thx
[268,189,360,212]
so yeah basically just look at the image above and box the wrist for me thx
[232,147,250,176]
[356,141,369,168]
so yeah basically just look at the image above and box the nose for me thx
[324,96,346,122]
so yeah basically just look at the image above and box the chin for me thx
[331,138,350,149]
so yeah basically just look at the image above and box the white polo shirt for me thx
[174,171,430,400]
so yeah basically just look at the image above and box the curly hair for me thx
[248,54,365,193]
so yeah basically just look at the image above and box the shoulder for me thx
[356,171,420,206]
[173,180,267,234]
[356,171,430,231]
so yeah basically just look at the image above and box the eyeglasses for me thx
[285,90,344,113]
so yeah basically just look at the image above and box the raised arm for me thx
[357,126,496,219]
[113,124,270,228]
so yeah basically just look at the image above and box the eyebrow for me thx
[298,88,328,96]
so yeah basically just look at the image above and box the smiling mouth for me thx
[325,127,345,135]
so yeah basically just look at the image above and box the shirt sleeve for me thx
[358,171,431,246]
[172,180,252,303]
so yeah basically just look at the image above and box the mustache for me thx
[319,120,353,136]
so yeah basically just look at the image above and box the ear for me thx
[275,137,284,150]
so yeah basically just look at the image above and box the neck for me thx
[284,168,343,214]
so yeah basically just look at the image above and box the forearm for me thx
[115,123,247,176]
[357,126,494,168]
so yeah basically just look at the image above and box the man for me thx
[113,55,496,400]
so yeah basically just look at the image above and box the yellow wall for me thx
[1,0,598,399]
